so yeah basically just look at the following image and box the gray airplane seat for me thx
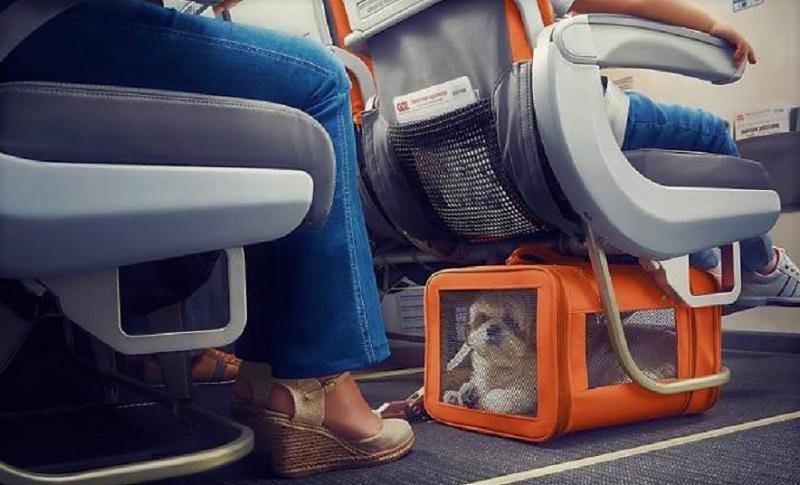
[326,0,781,393]
[0,0,336,483]
[737,107,800,211]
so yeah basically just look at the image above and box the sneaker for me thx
[736,248,800,308]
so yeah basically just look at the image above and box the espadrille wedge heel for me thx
[231,362,414,478]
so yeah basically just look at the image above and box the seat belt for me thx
[0,0,83,63]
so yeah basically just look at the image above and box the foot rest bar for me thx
[585,222,731,395]
[0,401,253,485]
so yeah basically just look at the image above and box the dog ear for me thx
[509,300,535,343]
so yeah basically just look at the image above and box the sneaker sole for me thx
[735,296,800,307]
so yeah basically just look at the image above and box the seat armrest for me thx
[330,46,376,103]
[551,14,745,85]
[532,23,780,260]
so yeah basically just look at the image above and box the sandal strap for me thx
[238,361,274,408]
[280,372,350,427]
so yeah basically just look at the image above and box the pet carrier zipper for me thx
[681,308,700,414]
[687,309,698,412]
[552,270,572,438]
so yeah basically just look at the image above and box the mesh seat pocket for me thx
[387,100,548,242]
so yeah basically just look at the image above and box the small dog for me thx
[443,292,537,415]
[586,310,678,387]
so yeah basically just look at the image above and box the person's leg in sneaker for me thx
[737,235,800,307]
[622,91,798,307]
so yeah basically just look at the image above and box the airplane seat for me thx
[306,0,411,245]
[323,0,781,393]
[0,0,336,483]
[737,106,800,211]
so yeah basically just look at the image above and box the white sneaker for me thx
[736,248,800,307]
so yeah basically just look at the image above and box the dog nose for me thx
[486,324,502,345]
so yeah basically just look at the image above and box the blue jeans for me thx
[622,91,774,272]
[0,0,388,378]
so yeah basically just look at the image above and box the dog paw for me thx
[442,390,461,405]
[459,382,480,408]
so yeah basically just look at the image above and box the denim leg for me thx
[622,91,772,271]
[740,234,774,273]
[622,91,740,156]
[1,0,388,378]
[689,250,721,271]
[236,77,389,378]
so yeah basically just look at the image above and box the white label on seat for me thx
[393,76,478,124]
[734,106,790,140]
[357,0,404,19]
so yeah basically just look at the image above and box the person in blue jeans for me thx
[0,0,413,477]
[622,92,798,308]
[556,0,800,308]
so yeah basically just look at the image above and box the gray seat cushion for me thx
[0,82,336,226]
[625,149,772,191]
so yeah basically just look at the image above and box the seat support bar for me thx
[0,375,253,485]
[42,249,247,355]
[585,221,731,395]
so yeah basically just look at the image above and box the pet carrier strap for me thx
[377,387,428,421]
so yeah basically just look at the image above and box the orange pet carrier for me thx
[423,247,723,442]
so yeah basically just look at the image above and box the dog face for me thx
[466,292,535,366]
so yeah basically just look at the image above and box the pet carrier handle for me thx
[506,244,575,266]
[585,222,731,395]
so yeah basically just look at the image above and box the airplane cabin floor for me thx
[1,321,798,485]
[161,349,800,485]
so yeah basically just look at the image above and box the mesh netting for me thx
[586,309,678,388]
[439,289,538,416]
[388,100,548,242]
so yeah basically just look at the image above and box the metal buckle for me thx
[377,387,429,421]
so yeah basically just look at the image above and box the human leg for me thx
[622,91,740,155]
[621,92,799,307]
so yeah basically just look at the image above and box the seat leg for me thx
[0,304,33,375]
[89,336,120,405]
[147,303,194,430]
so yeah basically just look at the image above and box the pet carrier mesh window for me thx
[439,289,538,417]
[586,308,678,388]
[387,100,548,242]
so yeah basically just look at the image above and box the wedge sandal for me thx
[231,362,414,478]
